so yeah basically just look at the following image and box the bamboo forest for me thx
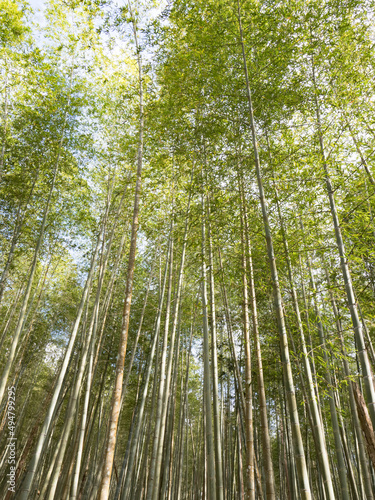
[2,0,375,498]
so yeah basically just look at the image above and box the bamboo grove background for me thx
[1,0,375,498]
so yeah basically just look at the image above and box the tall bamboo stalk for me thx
[98,3,144,496]
[270,165,335,500]
[240,172,276,500]
[19,222,104,500]
[236,2,311,496]
[207,197,224,500]
[120,239,171,500]
[312,56,375,430]
[239,189,255,500]
[201,190,216,500]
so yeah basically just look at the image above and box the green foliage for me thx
[1,0,375,497]
[0,0,28,45]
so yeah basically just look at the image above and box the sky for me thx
[28,0,45,16]
[27,0,46,33]
[25,0,168,44]
[28,0,44,7]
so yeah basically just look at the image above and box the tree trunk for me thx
[236,2,311,497]
[18,224,104,500]
[207,197,225,500]
[239,189,255,500]
[270,164,334,500]
[120,240,171,500]
[147,233,174,500]
[98,2,144,496]
[312,56,375,430]
[201,191,216,500]
[240,172,276,500]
